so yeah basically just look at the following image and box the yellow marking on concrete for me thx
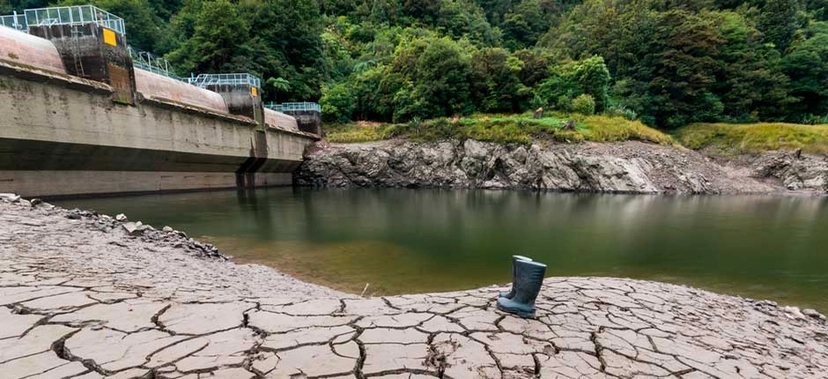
[251,87,258,97]
[103,29,117,46]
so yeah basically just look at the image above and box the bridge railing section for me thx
[0,13,27,31]
[23,5,125,34]
[190,73,261,89]
[127,46,182,79]
[266,102,321,113]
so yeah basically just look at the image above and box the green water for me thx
[57,188,828,312]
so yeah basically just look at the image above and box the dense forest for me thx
[2,0,827,129]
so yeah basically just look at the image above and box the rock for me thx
[782,306,805,319]
[122,222,139,234]
[115,214,128,222]
[30,198,42,207]
[162,226,173,232]
[756,300,778,308]
[122,221,150,236]
[0,193,21,203]
[751,151,828,193]
[802,308,826,321]
[296,140,775,194]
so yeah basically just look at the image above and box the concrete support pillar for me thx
[206,83,266,188]
[29,23,135,105]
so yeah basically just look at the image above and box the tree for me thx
[605,9,726,128]
[502,0,547,49]
[536,56,611,112]
[320,83,356,122]
[245,0,328,100]
[758,0,805,52]
[711,11,792,121]
[266,77,291,103]
[782,22,828,120]
[384,35,475,121]
[3,0,50,12]
[167,0,249,73]
[470,48,528,112]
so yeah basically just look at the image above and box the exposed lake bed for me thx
[2,196,827,378]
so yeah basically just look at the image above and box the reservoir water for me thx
[57,188,828,312]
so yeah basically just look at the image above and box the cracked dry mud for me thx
[1,200,827,378]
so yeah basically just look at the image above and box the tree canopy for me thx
[6,0,827,128]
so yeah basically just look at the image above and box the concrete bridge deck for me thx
[1,199,826,379]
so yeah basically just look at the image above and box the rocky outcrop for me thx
[749,151,828,192]
[297,140,789,194]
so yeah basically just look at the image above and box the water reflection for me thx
[57,189,828,312]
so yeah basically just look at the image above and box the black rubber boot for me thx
[499,255,533,299]
[496,260,546,318]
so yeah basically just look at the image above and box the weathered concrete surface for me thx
[0,59,317,197]
[296,140,828,195]
[264,108,300,133]
[1,198,827,378]
[0,26,67,74]
[135,69,228,114]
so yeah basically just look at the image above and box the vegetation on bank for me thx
[325,114,674,146]
[327,114,828,156]
[676,123,828,154]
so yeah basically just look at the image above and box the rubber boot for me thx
[499,255,533,299]
[497,260,547,318]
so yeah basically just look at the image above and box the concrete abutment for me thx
[0,53,317,198]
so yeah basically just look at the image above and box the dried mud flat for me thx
[1,197,827,379]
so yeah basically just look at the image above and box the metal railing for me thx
[22,5,125,34]
[190,73,261,89]
[0,12,27,31]
[128,46,180,78]
[266,102,321,112]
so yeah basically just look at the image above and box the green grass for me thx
[324,123,398,143]
[326,113,674,145]
[675,123,828,154]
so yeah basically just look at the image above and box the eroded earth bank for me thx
[297,140,828,195]
[1,197,827,378]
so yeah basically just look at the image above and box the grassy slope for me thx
[325,113,674,145]
[326,116,828,155]
[676,123,828,154]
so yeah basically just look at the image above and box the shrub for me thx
[320,83,355,123]
[572,94,596,115]
[605,105,638,121]
[556,95,572,111]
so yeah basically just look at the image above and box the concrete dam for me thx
[0,19,321,198]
